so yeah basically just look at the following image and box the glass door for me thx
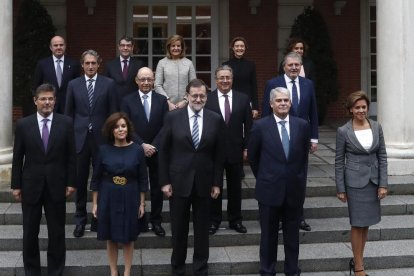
[129,2,218,88]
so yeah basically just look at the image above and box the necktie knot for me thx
[88,79,94,84]
[142,94,148,99]
[56,59,62,63]
[123,59,128,64]
[279,120,286,127]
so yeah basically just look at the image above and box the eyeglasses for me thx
[138,78,154,83]
[37,97,55,102]
[217,76,232,81]
[188,93,207,100]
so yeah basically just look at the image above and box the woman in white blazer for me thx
[335,91,388,276]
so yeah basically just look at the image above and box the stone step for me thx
[2,194,414,225]
[1,240,414,275]
[1,215,414,251]
[1,173,413,202]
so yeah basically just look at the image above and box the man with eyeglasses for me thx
[121,67,169,236]
[12,83,76,275]
[104,35,144,106]
[65,49,118,238]
[159,78,224,275]
[32,36,80,114]
[205,65,253,235]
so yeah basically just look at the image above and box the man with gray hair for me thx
[261,52,318,232]
[65,49,118,238]
[249,87,310,275]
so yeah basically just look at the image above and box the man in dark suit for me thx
[120,67,169,236]
[65,49,118,238]
[32,36,80,114]
[249,87,310,276]
[11,83,76,276]
[104,35,144,104]
[159,79,223,276]
[262,52,319,231]
[205,65,252,235]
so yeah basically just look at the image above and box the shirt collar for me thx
[37,112,53,123]
[273,114,290,123]
[139,90,152,97]
[187,105,203,118]
[284,74,298,83]
[217,89,233,98]
[120,56,131,62]
[84,74,98,81]
[53,55,64,63]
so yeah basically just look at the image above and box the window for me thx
[128,2,218,88]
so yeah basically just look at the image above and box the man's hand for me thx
[12,189,21,202]
[211,186,220,199]
[92,203,98,218]
[252,110,259,119]
[310,142,318,153]
[243,149,248,161]
[66,187,76,197]
[142,143,157,157]
[336,192,347,203]
[162,184,173,198]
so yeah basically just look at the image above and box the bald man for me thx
[33,36,80,114]
[121,67,169,236]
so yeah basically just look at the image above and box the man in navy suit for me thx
[205,65,252,235]
[262,52,318,231]
[12,83,76,275]
[121,67,169,236]
[159,79,223,276]
[104,35,144,104]
[33,36,80,114]
[65,49,118,238]
[249,87,310,276]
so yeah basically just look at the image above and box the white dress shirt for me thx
[217,89,233,121]
[139,90,152,111]
[188,106,203,142]
[273,114,290,141]
[84,74,97,90]
[284,74,301,103]
[37,112,53,138]
[53,55,64,72]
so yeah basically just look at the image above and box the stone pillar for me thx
[377,0,414,174]
[0,0,13,186]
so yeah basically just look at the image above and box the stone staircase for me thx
[1,126,414,275]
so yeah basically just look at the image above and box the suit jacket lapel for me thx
[90,76,102,112]
[345,120,368,153]
[368,119,379,152]
[31,115,46,154]
[267,116,287,161]
[47,114,59,153]
[48,57,59,87]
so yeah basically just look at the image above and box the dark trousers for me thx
[210,161,242,226]
[170,190,210,276]
[258,202,301,276]
[74,132,98,226]
[299,155,310,221]
[147,154,163,225]
[22,187,66,276]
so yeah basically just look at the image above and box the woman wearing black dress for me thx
[223,36,259,119]
[91,112,148,276]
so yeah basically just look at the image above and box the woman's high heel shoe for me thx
[349,258,369,276]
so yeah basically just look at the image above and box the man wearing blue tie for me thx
[249,87,310,276]
[262,52,318,232]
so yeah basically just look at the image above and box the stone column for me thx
[0,0,13,184]
[377,0,414,174]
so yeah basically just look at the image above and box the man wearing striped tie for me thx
[65,50,118,238]
[159,79,224,276]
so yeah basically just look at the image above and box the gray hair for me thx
[270,87,290,102]
[282,51,302,66]
[80,49,101,64]
[215,64,233,79]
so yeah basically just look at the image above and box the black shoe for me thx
[152,224,166,237]
[209,224,219,235]
[229,223,247,233]
[73,224,85,238]
[299,220,311,231]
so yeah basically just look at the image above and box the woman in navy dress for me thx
[91,112,148,276]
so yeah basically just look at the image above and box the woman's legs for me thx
[351,226,369,275]
[123,242,134,276]
[107,240,119,276]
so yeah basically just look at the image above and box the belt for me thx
[112,176,127,185]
